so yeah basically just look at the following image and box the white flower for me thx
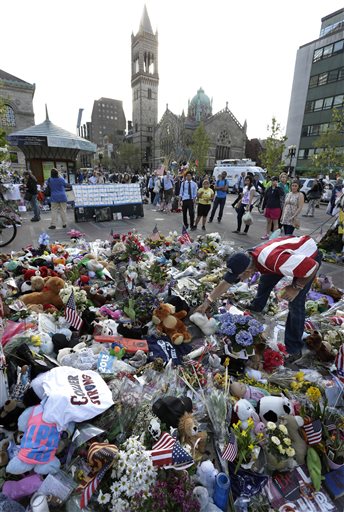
[97,490,111,504]
[278,424,288,435]
[271,436,280,445]
[283,438,292,446]
[277,445,285,455]
[286,447,295,457]
[267,422,276,430]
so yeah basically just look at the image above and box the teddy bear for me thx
[152,303,192,345]
[20,276,65,309]
[189,312,218,336]
[193,487,222,512]
[6,404,61,475]
[195,460,218,498]
[305,330,336,363]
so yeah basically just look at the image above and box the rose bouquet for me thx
[216,313,264,356]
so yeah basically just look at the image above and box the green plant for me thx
[123,298,136,321]
[259,117,287,174]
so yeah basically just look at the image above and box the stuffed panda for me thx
[256,395,292,424]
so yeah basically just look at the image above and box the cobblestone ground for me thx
[4,197,344,286]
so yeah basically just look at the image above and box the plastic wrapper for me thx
[38,470,77,502]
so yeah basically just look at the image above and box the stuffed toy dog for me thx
[20,277,65,309]
[152,303,192,345]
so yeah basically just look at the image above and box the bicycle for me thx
[0,215,17,247]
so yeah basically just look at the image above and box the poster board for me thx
[72,184,142,207]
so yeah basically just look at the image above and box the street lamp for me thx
[287,145,296,178]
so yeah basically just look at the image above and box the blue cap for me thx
[224,252,251,284]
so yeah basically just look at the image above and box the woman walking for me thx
[47,168,68,229]
[303,179,322,217]
[23,171,40,222]
[280,180,304,235]
[194,179,214,230]
[261,176,284,239]
[232,175,255,235]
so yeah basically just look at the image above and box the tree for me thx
[259,117,287,175]
[190,122,210,175]
[115,143,141,172]
[310,108,344,176]
[0,100,11,175]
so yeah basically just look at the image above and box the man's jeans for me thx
[209,196,226,221]
[30,194,40,220]
[250,252,322,354]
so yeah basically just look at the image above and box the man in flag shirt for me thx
[197,235,322,366]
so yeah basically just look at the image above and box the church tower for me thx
[131,5,159,170]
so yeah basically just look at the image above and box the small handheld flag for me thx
[178,225,192,245]
[65,290,83,330]
[221,432,238,462]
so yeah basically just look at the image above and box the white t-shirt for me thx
[242,185,255,205]
[32,367,114,430]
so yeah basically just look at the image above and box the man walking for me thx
[209,171,228,223]
[197,235,321,366]
[160,172,174,212]
[232,171,245,208]
[179,171,198,229]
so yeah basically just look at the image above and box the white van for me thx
[213,163,266,191]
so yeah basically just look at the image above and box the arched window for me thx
[0,105,16,127]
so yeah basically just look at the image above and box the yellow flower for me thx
[283,438,292,446]
[241,430,247,437]
[267,422,276,431]
[271,436,280,446]
[295,371,305,382]
[247,418,254,428]
[223,357,230,367]
[257,433,264,440]
[248,444,254,451]
[306,386,321,403]
[286,447,295,457]
[278,425,288,435]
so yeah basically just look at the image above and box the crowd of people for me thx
[145,168,344,237]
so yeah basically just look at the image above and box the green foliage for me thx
[191,122,210,175]
[310,108,344,174]
[148,261,168,285]
[123,298,136,321]
[259,117,287,174]
[115,142,141,171]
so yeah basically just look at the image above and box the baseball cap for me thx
[224,252,251,284]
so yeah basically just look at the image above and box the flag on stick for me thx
[65,290,83,330]
[178,225,192,245]
[221,432,238,462]
[302,419,322,445]
[150,224,161,241]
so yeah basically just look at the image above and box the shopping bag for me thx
[242,211,253,225]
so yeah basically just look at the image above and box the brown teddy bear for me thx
[178,412,207,460]
[306,330,336,363]
[20,276,65,309]
[152,303,192,345]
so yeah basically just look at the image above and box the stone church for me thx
[131,7,247,171]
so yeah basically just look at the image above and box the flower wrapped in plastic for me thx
[216,313,264,356]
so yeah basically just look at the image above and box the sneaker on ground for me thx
[284,351,303,369]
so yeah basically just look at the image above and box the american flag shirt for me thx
[250,236,318,278]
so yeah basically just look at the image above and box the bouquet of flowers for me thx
[97,437,157,511]
[264,421,296,472]
[263,343,287,373]
[232,419,262,473]
[216,313,264,356]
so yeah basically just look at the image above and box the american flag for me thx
[150,224,161,241]
[79,442,118,508]
[80,461,111,508]
[335,344,344,383]
[65,290,83,330]
[303,419,323,445]
[151,432,193,470]
[221,432,238,462]
[178,225,192,245]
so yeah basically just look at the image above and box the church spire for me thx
[139,4,153,34]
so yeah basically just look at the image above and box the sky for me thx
[1,0,343,139]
